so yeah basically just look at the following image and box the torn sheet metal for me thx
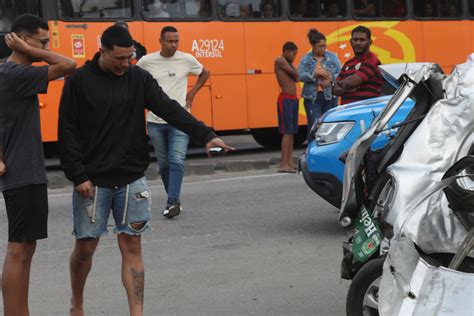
[379,238,474,316]
[339,64,440,222]
[385,60,474,255]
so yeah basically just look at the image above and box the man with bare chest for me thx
[274,41,298,173]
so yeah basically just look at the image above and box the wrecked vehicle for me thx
[338,59,474,316]
[299,64,436,208]
[378,61,474,315]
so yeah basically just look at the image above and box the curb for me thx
[46,155,298,189]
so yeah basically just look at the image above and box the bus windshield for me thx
[0,0,41,33]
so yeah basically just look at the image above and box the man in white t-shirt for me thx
[137,26,210,218]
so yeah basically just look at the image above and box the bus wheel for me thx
[251,127,306,149]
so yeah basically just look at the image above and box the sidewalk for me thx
[46,135,305,189]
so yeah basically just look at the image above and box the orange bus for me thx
[1,0,473,148]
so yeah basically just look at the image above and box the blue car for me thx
[299,63,431,208]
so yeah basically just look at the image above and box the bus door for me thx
[244,20,283,131]
[203,22,248,131]
[196,1,250,131]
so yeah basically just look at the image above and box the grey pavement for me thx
[46,135,306,189]
[0,169,348,315]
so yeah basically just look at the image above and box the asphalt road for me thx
[0,169,349,315]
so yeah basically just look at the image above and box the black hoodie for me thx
[58,53,216,187]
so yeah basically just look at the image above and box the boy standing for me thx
[274,42,299,173]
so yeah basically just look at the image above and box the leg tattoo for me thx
[131,268,144,304]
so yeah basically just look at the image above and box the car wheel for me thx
[346,257,384,316]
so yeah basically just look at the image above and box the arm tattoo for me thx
[131,268,145,304]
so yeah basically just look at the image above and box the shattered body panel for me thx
[379,60,474,314]
[386,62,474,255]
[379,238,474,316]
[339,63,438,222]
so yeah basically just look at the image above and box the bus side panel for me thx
[421,20,471,71]
[143,22,247,131]
[392,21,424,66]
[53,21,146,68]
[244,22,296,129]
[246,74,280,128]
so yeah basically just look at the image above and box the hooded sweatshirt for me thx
[58,53,216,188]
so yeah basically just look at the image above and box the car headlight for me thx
[314,121,354,145]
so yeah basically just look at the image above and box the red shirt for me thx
[336,51,382,105]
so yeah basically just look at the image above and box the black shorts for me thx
[3,184,48,242]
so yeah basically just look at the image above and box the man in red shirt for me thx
[333,25,382,105]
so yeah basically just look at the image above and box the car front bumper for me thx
[300,153,343,208]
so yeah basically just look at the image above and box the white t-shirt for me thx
[137,50,203,124]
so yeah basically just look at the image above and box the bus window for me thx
[352,0,379,18]
[320,0,347,18]
[142,0,212,19]
[58,0,133,19]
[381,0,406,18]
[1,0,40,32]
[439,0,462,18]
[353,0,406,18]
[413,0,437,17]
[469,0,474,17]
[289,0,319,18]
[218,0,281,19]
[413,0,462,18]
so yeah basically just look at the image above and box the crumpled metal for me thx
[339,63,438,222]
[385,60,474,255]
[379,237,474,316]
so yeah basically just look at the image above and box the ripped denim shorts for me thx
[72,176,151,238]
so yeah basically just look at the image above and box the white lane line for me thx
[0,173,287,201]
[7,229,244,257]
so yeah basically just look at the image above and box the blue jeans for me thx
[72,176,151,238]
[147,122,190,205]
[304,93,334,131]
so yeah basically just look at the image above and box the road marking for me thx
[0,173,288,201]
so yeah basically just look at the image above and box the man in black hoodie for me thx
[58,25,232,316]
